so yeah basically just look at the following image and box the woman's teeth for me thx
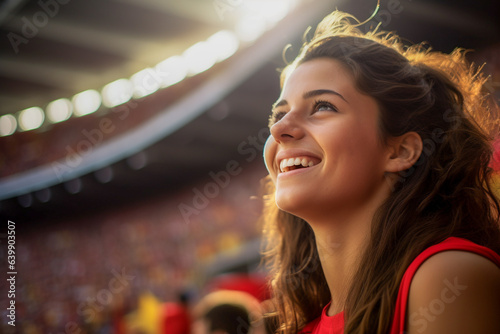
[279,157,316,173]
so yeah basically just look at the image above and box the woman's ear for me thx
[385,132,423,173]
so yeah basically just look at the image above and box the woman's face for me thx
[264,57,393,222]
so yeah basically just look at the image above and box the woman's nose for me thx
[270,111,305,144]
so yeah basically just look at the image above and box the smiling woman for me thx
[260,11,500,334]
[265,58,391,224]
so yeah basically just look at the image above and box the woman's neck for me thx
[313,214,370,315]
[308,186,390,316]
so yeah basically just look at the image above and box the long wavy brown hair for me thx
[260,11,500,334]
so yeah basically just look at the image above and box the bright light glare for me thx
[183,41,218,76]
[131,68,161,98]
[0,114,17,136]
[236,0,293,41]
[72,90,101,116]
[102,79,133,107]
[236,15,267,42]
[19,107,45,131]
[244,0,291,24]
[207,30,239,62]
[155,56,187,88]
[47,98,73,123]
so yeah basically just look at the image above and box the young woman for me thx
[261,11,500,334]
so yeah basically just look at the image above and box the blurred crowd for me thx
[0,161,269,334]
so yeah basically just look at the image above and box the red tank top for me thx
[299,237,500,334]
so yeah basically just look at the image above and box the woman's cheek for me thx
[263,135,277,180]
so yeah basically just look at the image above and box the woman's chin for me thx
[275,195,310,220]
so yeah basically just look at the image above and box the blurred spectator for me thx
[192,290,266,334]
[161,292,191,334]
[205,274,270,302]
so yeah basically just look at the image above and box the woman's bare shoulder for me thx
[406,250,500,334]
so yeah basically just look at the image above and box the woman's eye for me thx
[270,111,286,124]
[315,100,337,112]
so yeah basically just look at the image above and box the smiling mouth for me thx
[279,157,319,173]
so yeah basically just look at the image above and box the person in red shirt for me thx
[161,293,191,334]
[261,10,500,334]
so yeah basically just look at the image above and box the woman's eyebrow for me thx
[272,89,348,110]
[272,99,288,110]
[303,89,348,103]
